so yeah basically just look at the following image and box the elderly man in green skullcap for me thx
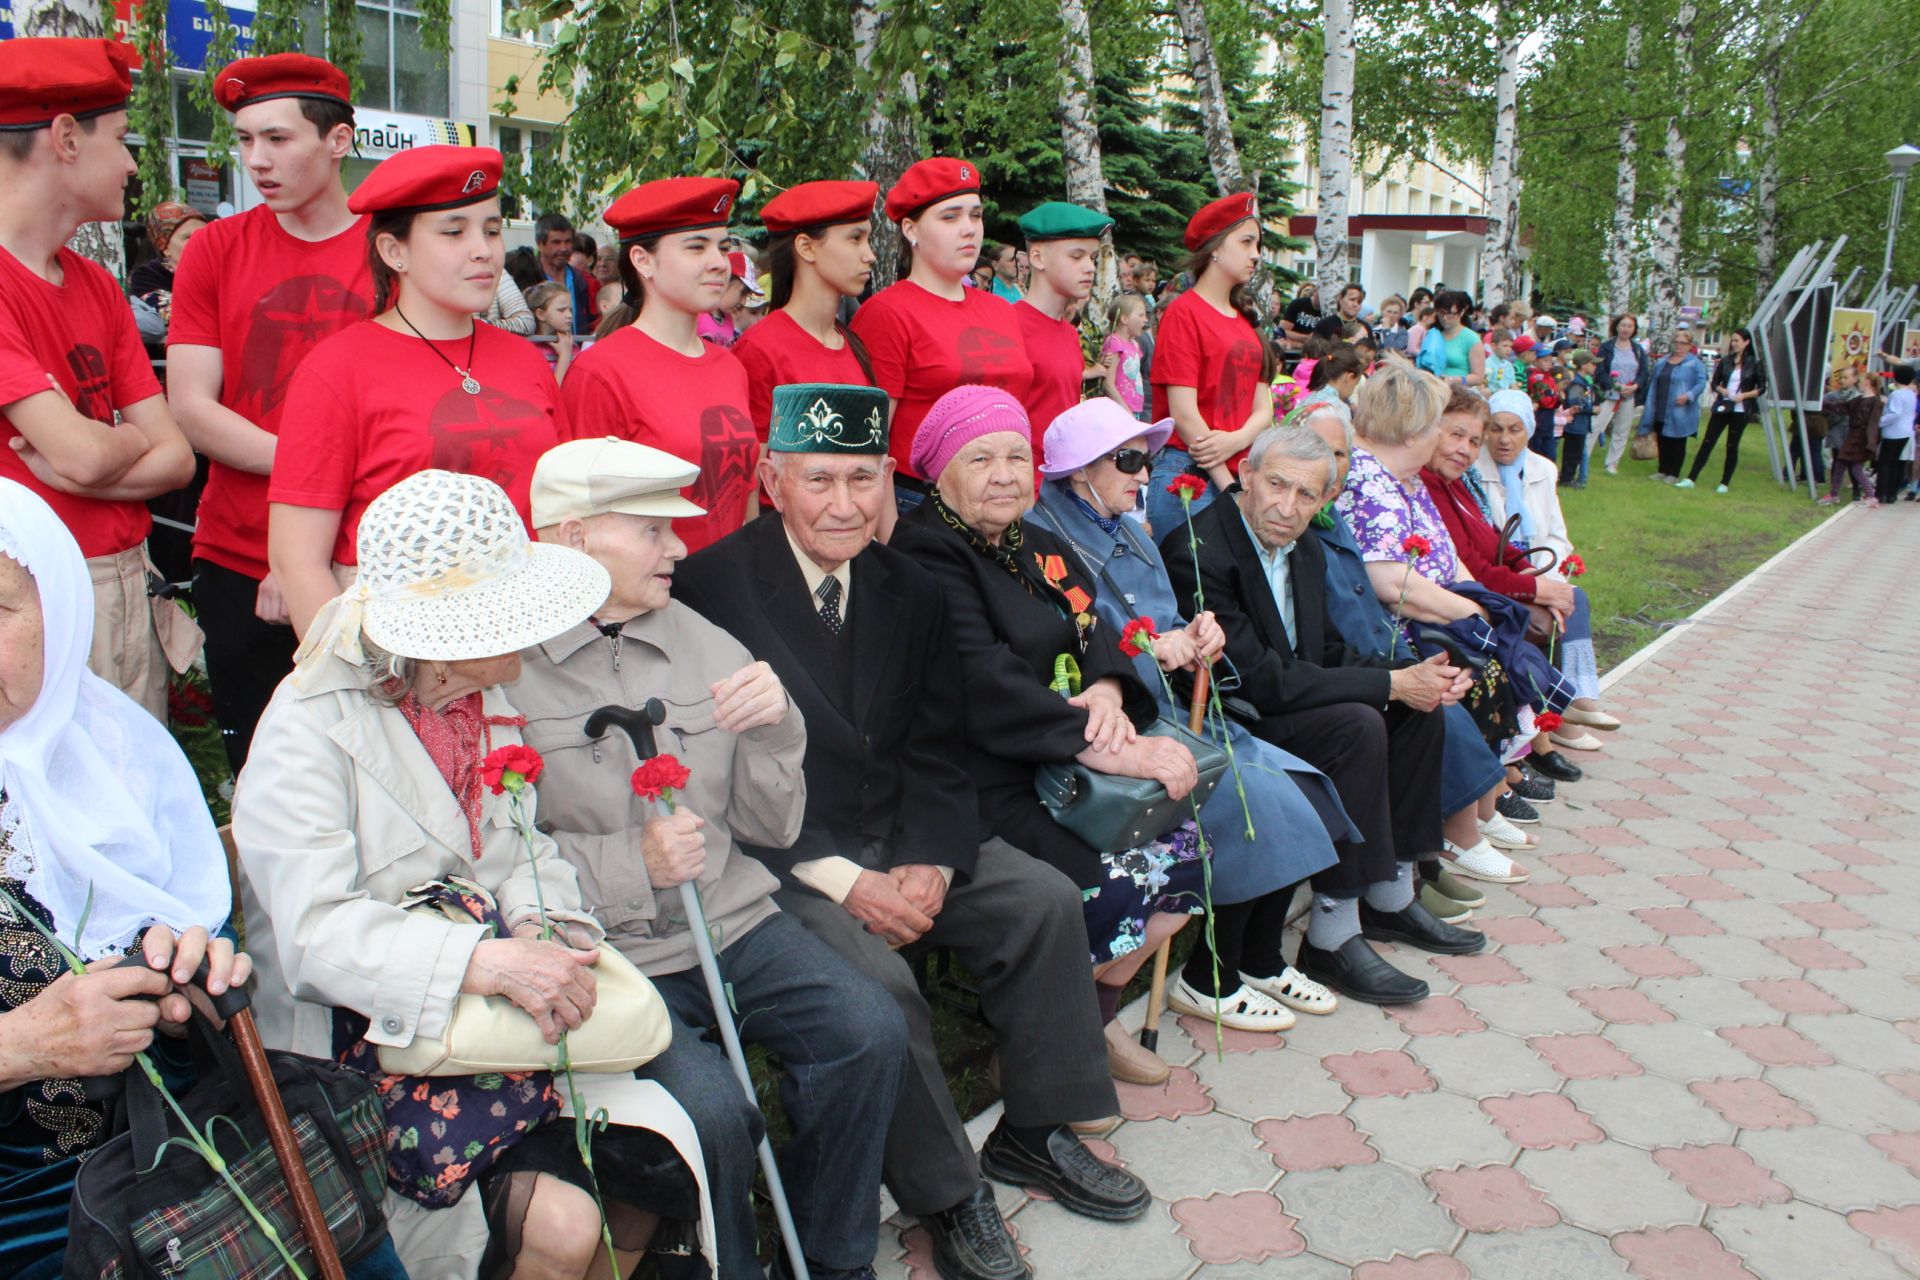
[676,383,1144,1280]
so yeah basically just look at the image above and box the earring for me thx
[435,667,449,686]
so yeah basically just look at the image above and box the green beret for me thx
[1018,201,1114,242]
[768,383,890,455]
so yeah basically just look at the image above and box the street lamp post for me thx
[1884,144,1920,280]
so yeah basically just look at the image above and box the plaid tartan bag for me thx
[63,1004,390,1280]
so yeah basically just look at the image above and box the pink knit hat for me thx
[909,384,1032,480]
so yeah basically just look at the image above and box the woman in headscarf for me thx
[128,200,209,331]
[890,386,1207,1085]
[0,480,254,1280]
[236,469,713,1280]
[1026,398,1358,1028]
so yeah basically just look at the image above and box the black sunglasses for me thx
[1106,448,1151,474]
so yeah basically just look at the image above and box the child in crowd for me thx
[1102,293,1150,418]
[1486,330,1521,392]
[1560,350,1597,487]
[697,250,763,348]
[1820,364,1874,506]
[1526,338,1561,460]
[525,281,577,383]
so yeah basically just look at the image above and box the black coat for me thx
[675,513,984,883]
[1160,497,1403,716]
[892,501,1155,888]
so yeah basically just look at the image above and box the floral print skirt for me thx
[1081,821,1210,964]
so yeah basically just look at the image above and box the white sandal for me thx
[1445,838,1530,884]
[1241,966,1338,1015]
[1167,974,1296,1031]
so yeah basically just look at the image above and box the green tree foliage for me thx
[129,0,178,214]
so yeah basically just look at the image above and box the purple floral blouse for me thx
[1335,444,1464,584]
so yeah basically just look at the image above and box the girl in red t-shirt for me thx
[269,146,566,638]
[849,157,1034,509]
[562,176,757,555]
[734,179,880,436]
[1144,194,1277,534]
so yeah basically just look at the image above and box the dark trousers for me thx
[639,912,906,1275]
[1876,437,1910,504]
[192,559,297,772]
[1529,409,1559,463]
[776,839,1116,1215]
[1656,433,1688,477]
[1251,701,1445,897]
[1558,432,1589,485]
[1689,411,1748,487]
[1790,428,1829,485]
[1182,888,1295,995]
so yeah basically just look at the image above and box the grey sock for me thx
[1306,894,1362,950]
[1365,862,1416,913]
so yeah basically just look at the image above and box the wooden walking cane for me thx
[198,967,348,1280]
[1139,664,1211,1053]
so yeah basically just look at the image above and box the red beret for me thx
[884,158,980,223]
[761,179,880,235]
[604,177,740,243]
[0,38,133,130]
[1184,191,1259,251]
[347,146,503,215]
[212,53,351,113]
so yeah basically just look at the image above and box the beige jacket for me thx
[233,654,714,1279]
[514,603,809,976]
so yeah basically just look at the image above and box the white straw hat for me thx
[294,469,612,676]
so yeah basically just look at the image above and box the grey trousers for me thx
[775,838,1118,1215]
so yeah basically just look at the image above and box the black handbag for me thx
[1035,716,1231,853]
[65,981,390,1280]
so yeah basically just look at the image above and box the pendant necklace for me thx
[394,307,481,394]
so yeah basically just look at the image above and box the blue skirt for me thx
[1196,719,1352,905]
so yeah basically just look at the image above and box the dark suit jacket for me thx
[675,513,983,884]
[892,501,1155,889]
[1160,497,1402,716]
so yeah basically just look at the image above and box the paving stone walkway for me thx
[872,505,1920,1278]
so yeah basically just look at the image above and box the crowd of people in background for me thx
[31,32,1920,1280]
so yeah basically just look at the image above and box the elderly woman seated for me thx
[0,481,278,1279]
[891,385,1208,1085]
[1025,398,1359,1029]
[1333,364,1556,881]
[235,470,711,1280]
[1466,390,1621,744]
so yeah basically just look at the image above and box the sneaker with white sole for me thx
[1166,974,1296,1032]
[1240,966,1338,1016]
[1496,791,1541,824]
[1431,867,1487,908]
[1480,811,1535,850]
[1444,837,1530,883]
[1420,882,1471,924]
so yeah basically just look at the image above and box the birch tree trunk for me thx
[1480,33,1522,310]
[1172,0,1247,196]
[1314,0,1355,299]
[1607,20,1641,318]
[1755,17,1784,294]
[1648,0,1695,343]
[1056,0,1123,326]
[15,0,126,280]
[852,0,920,290]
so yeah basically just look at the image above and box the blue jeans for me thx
[638,912,906,1276]
[1144,446,1219,538]
[1529,410,1559,463]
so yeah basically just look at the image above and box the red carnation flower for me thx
[481,744,545,795]
[1166,474,1207,503]
[631,753,693,804]
[1400,534,1433,559]
[1536,712,1565,734]
[1117,617,1159,658]
[1563,553,1587,577]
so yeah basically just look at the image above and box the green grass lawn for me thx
[1558,428,1836,668]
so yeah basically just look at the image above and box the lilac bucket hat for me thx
[1038,397,1175,477]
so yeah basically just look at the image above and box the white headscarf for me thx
[0,480,229,959]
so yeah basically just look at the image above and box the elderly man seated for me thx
[1163,425,1487,1006]
[675,384,1141,1280]
[514,438,908,1280]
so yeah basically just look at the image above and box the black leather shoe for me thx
[926,1183,1030,1280]
[1360,900,1488,955]
[979,1122,1151,1221]
[1531,750,1584,783]
[1297,937,1430,1005]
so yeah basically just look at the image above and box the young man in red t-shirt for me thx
[1012,201,1113,433]
[0,38,199,718]
[167,54,372,769]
